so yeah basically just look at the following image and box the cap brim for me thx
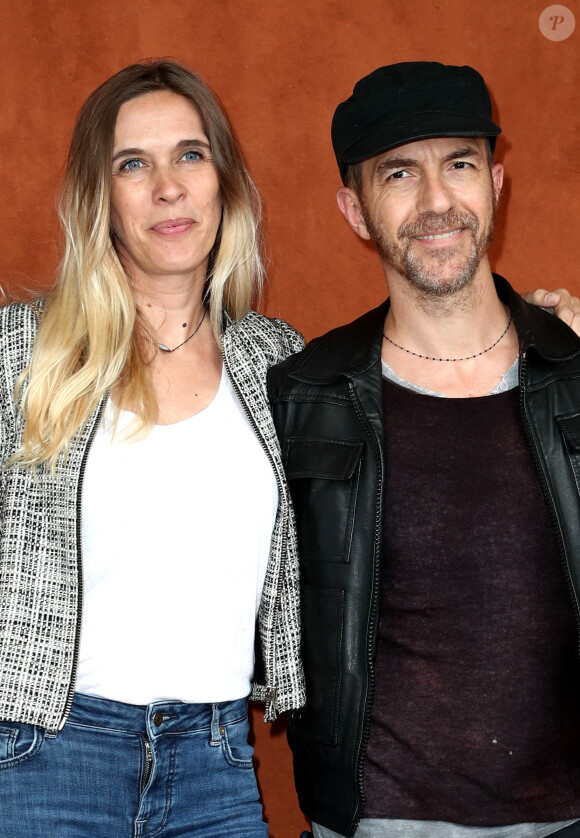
[342,112,502,168]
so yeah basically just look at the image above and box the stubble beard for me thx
[361,195,497,299]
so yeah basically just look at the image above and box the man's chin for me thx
[404,263,477,297]
[401,247,481,296]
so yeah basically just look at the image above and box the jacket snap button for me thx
[153,712,163,727]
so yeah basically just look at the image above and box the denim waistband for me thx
[67,692,248,738]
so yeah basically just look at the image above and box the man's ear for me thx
[491,162,504,202]
[336,187,371,241]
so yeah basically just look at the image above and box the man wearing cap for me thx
[268,63,580,838]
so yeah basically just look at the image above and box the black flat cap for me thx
[332,61,501,183]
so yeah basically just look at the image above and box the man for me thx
[268,63,580,838]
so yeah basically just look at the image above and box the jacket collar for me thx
[289,299,388,384]
[290,274,580,385]
[495,274,580,360]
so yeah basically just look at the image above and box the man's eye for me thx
[452,161,472,169]
[389,169,410,180]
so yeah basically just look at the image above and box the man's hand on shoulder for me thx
[523,288,580,337]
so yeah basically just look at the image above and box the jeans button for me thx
[218,725,225,735]
[153,712,163,727]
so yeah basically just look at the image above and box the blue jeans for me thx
[0,692,269,837]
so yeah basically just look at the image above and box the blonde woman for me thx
[0,60,304,837]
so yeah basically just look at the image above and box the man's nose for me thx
[415,171,454,216]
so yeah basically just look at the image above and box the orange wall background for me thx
[1,1,579,835]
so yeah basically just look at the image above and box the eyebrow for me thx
[444,146,481,162]
[373,145,482,178]
[111,138,212,164]
[374,156,418,177]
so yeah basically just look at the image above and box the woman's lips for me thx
[150,218,194,235]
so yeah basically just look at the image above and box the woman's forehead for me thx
[113,91,207,150]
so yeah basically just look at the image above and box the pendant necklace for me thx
[158,309,207,353]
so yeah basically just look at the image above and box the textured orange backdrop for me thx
[1,1,579,835]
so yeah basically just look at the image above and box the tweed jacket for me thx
[0,301,306,733]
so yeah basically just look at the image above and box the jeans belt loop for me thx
[210,703,221,746]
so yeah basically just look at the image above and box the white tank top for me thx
[77,368,278,705]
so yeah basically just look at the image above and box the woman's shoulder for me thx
[0,298,43,330]
[231,310,305,362]
[0,299,43,361]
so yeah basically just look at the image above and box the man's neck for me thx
[382,264,520,398]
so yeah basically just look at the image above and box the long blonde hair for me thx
[15,60,264,469]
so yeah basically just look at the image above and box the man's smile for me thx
[413,228,465,241]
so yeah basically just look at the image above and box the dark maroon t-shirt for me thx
[363,378,580,824]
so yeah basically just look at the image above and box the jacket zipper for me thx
[222,352,286,718]
[348,380,384,833]
[58,396,108,731]
[518,349,580,642]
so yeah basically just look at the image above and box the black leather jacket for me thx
[267,276,580,837]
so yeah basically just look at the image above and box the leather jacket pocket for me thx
[283,437,363,563]
[288,585,344,744]
[556,411,580,494]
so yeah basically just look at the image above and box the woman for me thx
[0,59,304,837]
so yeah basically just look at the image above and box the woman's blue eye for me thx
[121,159,143,171]
[182,150,202,162]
